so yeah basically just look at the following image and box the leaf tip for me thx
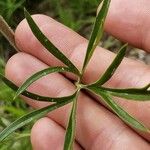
[145,127,150,133]
[24,8,30,19]
[142,83,150,91]
[13,94,18,101]
[24,7,27,13]
[121,43,128,52]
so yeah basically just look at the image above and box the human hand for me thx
[5,0,150,149]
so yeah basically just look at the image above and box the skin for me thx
[5,0,150,149]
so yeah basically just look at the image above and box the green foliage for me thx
[0,96,75,142]
[87,89,149,132]
[93,43,128,85]
[82,0,111,73]
[0,0,150,149]
[64,91,79,150]
[0,0,25,24]
[88,85,150,101]
[0,58,32,149]
[13,66,78,100]
[24,9,80,75]
[0,73,77,103]
[0,132,31,150]
[50,0,98,31]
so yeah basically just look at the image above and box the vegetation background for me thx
[0,0,149,149]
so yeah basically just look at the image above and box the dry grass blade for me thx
[0,16,19,52]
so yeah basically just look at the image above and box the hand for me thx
[5,0,150,149]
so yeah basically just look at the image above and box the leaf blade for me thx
[0,96,75,142]
[88,86,150,101]
[101,93,149,132]
[63,92,79,150]
[94,43,127,85]
[14,66,74,99]
[24,9,80,75]
[88,87,149,132]
[82,0,111,73]
[0,73,76,102]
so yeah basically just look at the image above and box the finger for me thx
[105,0,150,51]
[31,117,81,150]
[5,53,150,149]
[15,15,150,139]
[15,14,86,68]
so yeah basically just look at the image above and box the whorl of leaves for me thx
[0,0,150,149]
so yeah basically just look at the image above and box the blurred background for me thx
[0,0,149,149]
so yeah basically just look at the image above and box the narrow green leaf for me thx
[24,9,80,75]
[88,88,149,132]
[101,93,149,132]
[63,92,79,150]
[14,66,75,100]
[0,96,75,142]
[88,86,150,101]
[0,73,76,102]
[82,0,111,73]
[93,43,127,85]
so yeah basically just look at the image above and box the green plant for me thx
[0,58,32,150]
[0,55,32,150]
[0,0,25,23]
[0,1,39,149]
[0,0,150,150]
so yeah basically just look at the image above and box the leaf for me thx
[82,0,111,73]
[0,96,75,142]
[63,91,79,150]
[24,9,80,75]
[88,87,149,132]
[88,86,150,101]
[93,43,127,85]
[0,15,19,52]
[0,73,76,102]
[14,66,75,100]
